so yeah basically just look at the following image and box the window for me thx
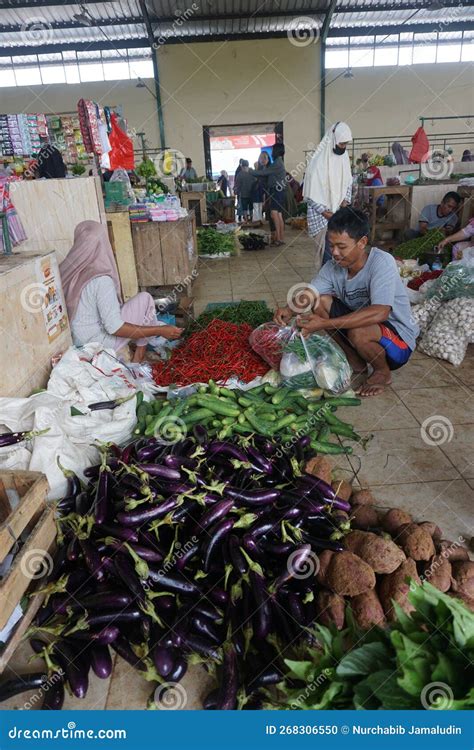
[436,44,461,63]
[349,47,374,68]
[374,45,398,66]
[15,67,42,85]
[40,65,66,84]
[103,61,130,81]
[326,48,349,68]
[0,68,15,87]
[78,63,104,82]
[129,59,154,78]
[64,64,80,83]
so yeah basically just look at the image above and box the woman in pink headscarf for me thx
[59,221,182,362]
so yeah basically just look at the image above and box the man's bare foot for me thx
[356,370,391,397]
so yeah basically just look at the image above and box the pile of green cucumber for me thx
[135,381,362,455]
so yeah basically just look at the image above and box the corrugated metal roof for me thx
[0,0,472,52]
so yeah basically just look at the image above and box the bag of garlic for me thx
[412,297,442,335]
[418,297,474,366]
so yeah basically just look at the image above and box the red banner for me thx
[210,133,275,150]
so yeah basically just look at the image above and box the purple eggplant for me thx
[53,641,89,699]
[194,601,222,622]
[94,469,110,525]
[224,486,280,507]
[250,571,271,639]
[85,608,141,627]
[153,645,175,678]
[0,673,49,702]
[79,539,106,582]
[0,428,48,448]
[164,455,197,470]
[181,633,220,660]
[203,517,235,572]
[90,644,113,679]
[203,688,219,710]
[263,540,294,555]
[271,545,312,592]
[246,445,273,474]
[208,440,248,463]
[72,624,119,645]
[114,555,145,602]
[111,636,146,671]
[209,587,228,606]
[191,614,222,644]
[41,677,65,710]
[75,490,93,515]
[193,424,208,445]
[228,535,247,575]
[168,657,187,682]
[107,539,163,563]
[88,394,135,411]
[176,541,199,572]
[242,534,263,560]
[99,524,139,543]
[67,537,80,562]
[247,666,282,691]
[116,497,179,526]
[216,647,238,710]
[147,569,200,596]
[193,498,234,536]
[135,463,181,480]
[248,518,275,540]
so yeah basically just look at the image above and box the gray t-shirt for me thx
[310,248,419,350]
[420,204,457,230]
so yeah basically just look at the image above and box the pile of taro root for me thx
[307,456,473,630]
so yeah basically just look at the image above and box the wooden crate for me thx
[0,470,49,563]
[106,210,139,300]
[180,191,207,226]
[132,213,197,288]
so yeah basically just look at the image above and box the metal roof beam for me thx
[329,19,473,35]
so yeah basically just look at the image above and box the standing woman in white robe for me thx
[304,122,353,269]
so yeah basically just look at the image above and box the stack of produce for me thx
[186,300,272,336]
[239,233,267,251]
[197,227,235,256]
[394,228,446,261]
[406,269,443,290]
[151,320,269,386]
[10,433,353,709]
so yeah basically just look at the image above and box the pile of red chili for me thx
[407,270,443,291]
[151,319,268,386]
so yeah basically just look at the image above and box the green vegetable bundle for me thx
[395,228,445,260]
[268,582,474,710]
[197,227,235,256]
[135,380,362,454]
[280,334,352,394]
[187,300,273,335]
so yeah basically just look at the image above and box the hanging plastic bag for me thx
[280,331,352,393]
[409,126,430,163]
[249,323,294,370]
[109,113,135,171]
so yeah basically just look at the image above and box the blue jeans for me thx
[322,233,332,265]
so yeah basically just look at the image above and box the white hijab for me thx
[303,122,353,213]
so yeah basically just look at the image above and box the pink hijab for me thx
[59,221,122,321]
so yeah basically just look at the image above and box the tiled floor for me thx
[4,227,473,711]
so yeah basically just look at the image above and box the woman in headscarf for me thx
[59,221,182,362]
[36,145,67,179]
[365,165,384,208]
[461,149,473,162]
[304,122,353,267]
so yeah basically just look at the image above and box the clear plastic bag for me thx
[426,261,474,302]
[280,332,352,393]
[249,323,294,370]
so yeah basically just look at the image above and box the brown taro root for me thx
[351,590,386,630]
[379,558,420,621]
[418,521,442,542]
[397,523,436,561]
[381,508,412,536]
[331,479,352,502]
[305,456,332,485]
[437,539,469,562]
[316,590,345,630]
[423,554,452,593]
[451,591,474,612]
[451,560,474,598]
[350,489,375,506]
[326,551,376,597]
[316,549,334,586]
[344,530,405,574]
[351,504,379,530]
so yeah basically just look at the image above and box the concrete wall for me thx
[0,44,472,172]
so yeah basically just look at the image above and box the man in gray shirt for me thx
[275,208,419,397]
[418,191,460,235]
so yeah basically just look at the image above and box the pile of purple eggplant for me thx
[1,428,351,710]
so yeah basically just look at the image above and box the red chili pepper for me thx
[151,319,268,386]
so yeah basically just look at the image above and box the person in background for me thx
[233,160,255,223]
[365,165,384,208]
[249,143,286,245]
[275,208,418,397]
[217,170,229,196]
[437,217,474,261]
[234,158,245,220]
[179,157,198,182]
[303,121,353,268]
[36,145,67,179]
[461,149,473,162]
[251,151,269,224]
[418,191,461,236]
[60,221,182,363]
[392,142,409,165]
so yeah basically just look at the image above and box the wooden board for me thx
[131,222,165,287]
[0,252,72,397]
[9,177,105,263]
[0,505,56,631]
[132,214,197,288]
[106,210,139,300]
[180,192,207,226]
[0,471,49,562]
[0,588,46,674]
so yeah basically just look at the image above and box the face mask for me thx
[333,145,346,156]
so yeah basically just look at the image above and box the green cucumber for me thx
[196,396,240,417]
[182,408,214,425]
[244,409,275,437]
[322,396,361,407]
[310,440,352,455]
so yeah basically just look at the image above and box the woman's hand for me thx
[322,210,333,220]
[274,305,293,326]
[160,325,183,340]
[437,236,449,249]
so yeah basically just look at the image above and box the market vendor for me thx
[59,221,182,363]
[417,191,461,236]
[275,208,419,397]
[179,157,198,182]
[437,217,474,261]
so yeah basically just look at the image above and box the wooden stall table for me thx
[106,209,139,300]
[367,185,412,248]
[131,212,197,291]
[180,191,207,226]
